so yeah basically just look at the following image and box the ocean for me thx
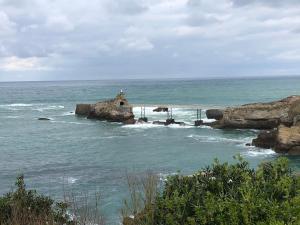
[1,77,300,224]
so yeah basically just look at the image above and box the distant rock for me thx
[213,96,300,129]
[206,109,223,120]
[76,92,135,124]
[153,107,168,112]
[252,130,277,149]
[75,104,91,116]
[38,118,50,121]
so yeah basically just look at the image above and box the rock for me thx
[246,143,251,146]
[75,104,91,116]
[293,115,300,126]
[38,118,50,121]
[275,125,300,154]
[252,125,300,155]
[138,117,148,123]
[252,130,277,149]
[288,146,300,155]
[206,109,224,120]
[123,118,136,125]
[214,96,300,129]
[76,92,135,124]
[153,107,168,112]
[194,120,203,126]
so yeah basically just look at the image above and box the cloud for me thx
[0,0,300,80]
[118,37,154,51]
[231,0,300,7]
[0,56,50,71]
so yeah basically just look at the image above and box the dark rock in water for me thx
[252,130,277,149]
[251,124,300,155]
[194,120,203,126]
[75,104,91,116]
[153,121,166,125]
[38,118,50,121]
[153,107,168,112]
[165,118,175,125]
[206,109,223,120]
[123,118,136,125]
[214,96,300,129]
[138,117,148,123]
[245,143,251,146]
[76,92,135,124]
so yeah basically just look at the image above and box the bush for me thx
[126,157,300,225]
[0,175,72,225]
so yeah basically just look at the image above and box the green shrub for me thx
[126,157,300,225]
[0,175,72,225]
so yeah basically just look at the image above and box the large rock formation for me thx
[252,125,300,155]
[206,109,223,120]
[75,93,135,124]
[213,96,300,129]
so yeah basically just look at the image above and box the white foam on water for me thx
[187,134,253,143]
[36,105,65,112]
[243,149,276,157]
[67,177,78,184]
[132,106,212,125]
[122,123,162,129]
[4,116,20,119]
[50,120,92,125]
[61,111,75,116]
[0,103,33,107]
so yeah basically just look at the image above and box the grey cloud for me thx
[0,0,300,80]
[105,0,148,15]
[232,0,300,7]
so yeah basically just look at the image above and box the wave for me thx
[187,134,253,144]
[1,103,33,107]
[243,149,276,157]
[66,177,78,184]
[50,120,91,125]
[61,111,75,116]
[36,105,65,112]
[3,116,21,119]
[0,103,65,112]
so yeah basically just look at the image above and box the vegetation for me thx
[0,175,105,225]
[1,157,300,225]
[123,156,300,225]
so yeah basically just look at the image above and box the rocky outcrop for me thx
[275,125,300,154]
[206,109,223,120]
[213,96,300,129]
[252,125,300,155]
[153,107,168,112]
[252,130,277,149]
[75,93,135,124]
[75,104,91,116]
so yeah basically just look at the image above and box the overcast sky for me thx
[0,0,300,81]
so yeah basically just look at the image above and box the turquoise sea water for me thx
[1,77,300,224]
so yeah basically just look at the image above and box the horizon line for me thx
[1,74,300,83]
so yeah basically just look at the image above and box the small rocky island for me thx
[75,92,135,124]
[206,96,300,155]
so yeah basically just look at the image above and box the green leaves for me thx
[134,157,300,225]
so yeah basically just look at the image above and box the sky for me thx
[0,0,300,81]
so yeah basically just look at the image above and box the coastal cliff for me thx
[75,93,135,124]
[207,96,300,155]
[212,96,300,129]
